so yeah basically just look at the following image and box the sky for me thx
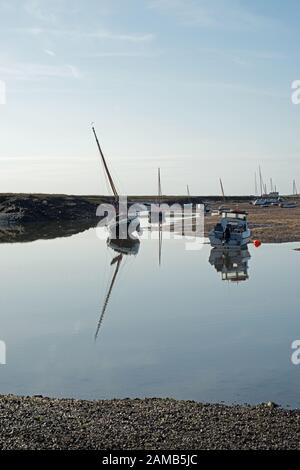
[0,0,300,195]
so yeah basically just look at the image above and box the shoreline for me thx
[0,193,299,244]
[1,395,300,450]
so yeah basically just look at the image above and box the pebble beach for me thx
[0,395,300,450]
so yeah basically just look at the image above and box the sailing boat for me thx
[94,236,140,340]
[92,125,139,238]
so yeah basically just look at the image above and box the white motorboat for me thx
[209,210,251,247]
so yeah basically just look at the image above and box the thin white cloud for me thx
[44,49,56,57]
[67,64,80,78]
[187,80,287,99]
[90,31,155,42]
[0,63,81,81]
[24,0,58,23]
[7,27,155,43]
[83,50,163,59]
[149,0,282,32]
[196,47,285,68]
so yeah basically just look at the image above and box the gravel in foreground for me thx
[0,395,300,450]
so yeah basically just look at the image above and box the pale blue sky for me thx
[0,0,299,195]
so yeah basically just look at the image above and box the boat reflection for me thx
[95,236,140,340]
[106,236,140,256]
[209,246,251,282]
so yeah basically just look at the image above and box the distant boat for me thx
[252,196,282,207]
[209,210,251,247]
[92,125,139,237]
[280,201,297,209]
[217,205,231,214]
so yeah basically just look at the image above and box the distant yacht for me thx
[92,125,139,238]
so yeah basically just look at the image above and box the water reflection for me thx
[1,220,300,407]
[0,219,96,244]
[209,246,251,282]
[94,236,140,340]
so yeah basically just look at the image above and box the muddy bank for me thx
[0,193,200,224]
[205,202,300,243]
[0,194,102,224]
[0,395,299,450]
[0,194,299,243]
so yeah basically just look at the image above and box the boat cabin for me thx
[214,211,248,236]
[221,211,247,222]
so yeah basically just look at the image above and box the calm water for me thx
[0,224,300,407]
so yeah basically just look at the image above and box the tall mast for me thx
[219,178,225,201]
[187,184,190,197]
[92,125,118,202]
[158,168,162,200]
[259,166,263,197]
[293,179,298,196]
[255,172,258,196]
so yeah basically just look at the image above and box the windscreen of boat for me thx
[222,212,246,221]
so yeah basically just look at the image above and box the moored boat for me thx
[280,201,297,209]
[209,210,251,247]
[92,125,140,237]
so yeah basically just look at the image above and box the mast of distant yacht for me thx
[219,178,225,202]
[158,167,162,201]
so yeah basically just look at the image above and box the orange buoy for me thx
[253,239,262,248]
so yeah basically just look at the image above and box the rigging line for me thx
[106,159,124,195]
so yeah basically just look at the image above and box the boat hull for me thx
[208,230,251,247]
[108,215,140,239]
